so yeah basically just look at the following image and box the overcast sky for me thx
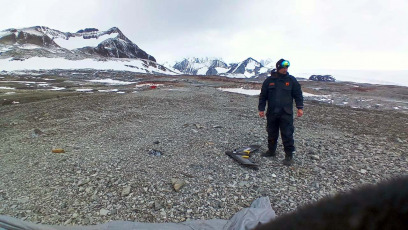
[1,0,408,70]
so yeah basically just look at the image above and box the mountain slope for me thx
[0,26,176,74]
[0,26,155,61]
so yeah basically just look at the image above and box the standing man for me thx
[258,59,304,166]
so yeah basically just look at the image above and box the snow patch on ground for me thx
[218,87,260,96]
[224,73,248,79]
[134,83,164,88]
[218,88,333,101]
[98,89,119,92]
[303,92,330,98]
[88,79,135,85]
[1,81,48,84]
[75,89,93,92]
[49,87,66,91]
[0,57,170,75]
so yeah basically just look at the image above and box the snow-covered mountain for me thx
[0,26,275,78]
[172,57,272,78]
[260,58,275,69]
[0,26,176,74]
[0,26,155,60]
[225,57,269,78]
[172,57,229,75]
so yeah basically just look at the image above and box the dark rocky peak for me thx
[210,59,228,68]
[93,38,156,61]
[82,27,156,61]
[173,58,197,73]
[242,57,263,67]
[174,58,190,68]
[226,57,264,75]
[76,28,99,33]
[206,67,219,75]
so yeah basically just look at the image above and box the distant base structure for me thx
[309,75,336,82]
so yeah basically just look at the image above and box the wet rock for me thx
[78,179,90,186]
[310,155,320,160]
[32,129,44,137]
[154,201,163,211]
[99,209,109,216]
[121,186,131,197]
[396,138,404,143]
[194,124,204,129]
[171,179,186,192]
[148,149,163,157]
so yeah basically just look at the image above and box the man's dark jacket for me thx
[258,70,303,115]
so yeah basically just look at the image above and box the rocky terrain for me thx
[0,73,407,226]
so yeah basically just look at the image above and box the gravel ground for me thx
[1,77,407,226]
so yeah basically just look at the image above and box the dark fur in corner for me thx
[254,176,408,230]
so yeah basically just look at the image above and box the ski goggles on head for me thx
[280,60,290,68]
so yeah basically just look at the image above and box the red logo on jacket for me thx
[269,83,275,86]
[285,82,290,86]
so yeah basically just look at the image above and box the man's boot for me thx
[262,150,277,157]
[263,138,277,157]
[282,152,294,166]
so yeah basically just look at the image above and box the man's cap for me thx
[276,59,290,69]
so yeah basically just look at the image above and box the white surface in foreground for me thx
[76,89,93,92]
[88,79,135,85]
[134,84,164,88]
[303,92,330,97]
[218,87,260,96]
[98,89,119,92]
[49,87,66,91]
[218,88,331,98]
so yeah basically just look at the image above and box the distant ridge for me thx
[172,57,272,79]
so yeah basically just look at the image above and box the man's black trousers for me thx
[266,112,295,155]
